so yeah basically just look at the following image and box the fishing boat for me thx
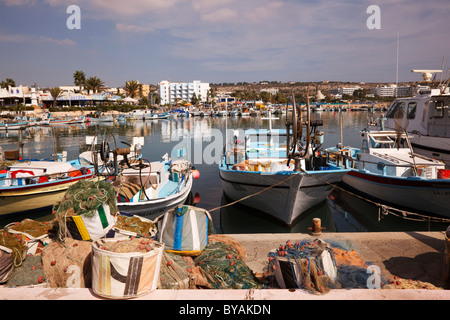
[86,112,114,123]
[219,92,350,227]
[0,120,28,131]
[326,129,450,218]
[0,159,95,216]
[85,136,198,219]
[380,69,450,167]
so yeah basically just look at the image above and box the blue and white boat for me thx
[219,125,350,226]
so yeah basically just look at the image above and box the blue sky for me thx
[0,0,449,88]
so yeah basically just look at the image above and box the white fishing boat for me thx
[84,136,198,219]
[326,130,450,217]
[380,69,450,167]
[0,120,28,131]
[219,93,350,226]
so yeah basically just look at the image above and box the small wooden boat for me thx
[0,159,94,216]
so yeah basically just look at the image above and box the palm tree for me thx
[73,70,86,92]
[49,87,63,108]
[0,78,16,89]
[125,80,140,98]
[85,76,105,94]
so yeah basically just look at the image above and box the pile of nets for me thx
[158,252,196,289]
[53,179,118,219]
[383,276,443,290]
[113,215,157,238]
[52,179,118,240]
[267,239,337,294]
[194,240,264,289]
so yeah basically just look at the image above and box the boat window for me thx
[386,101,404,118]
[407,102,417,119]
[433,101,444,118]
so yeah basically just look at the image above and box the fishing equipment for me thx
[5,219,52,255]
[0,230,27,284]
[268,239,337,294]
[194,240,264,289]
[42,238,93,288]
[112,214,157,239]
[53,179,118,241]
[156,205,214,257]
[91,238,164,299]
[158,251,196,289]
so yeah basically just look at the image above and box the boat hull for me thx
[116,175,193,219]
[0,176,92,216]
[409,134,450,168]
[219,168,347,226]
[341,170,450,217]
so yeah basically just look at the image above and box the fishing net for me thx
[53,179,118,220]
[194,241,264,289]
[52,179,118,241]
[113,215,157,238]
[6,219,54,239]
[158,252,196,289]
[6,255,45,287]
[0,230,27,269]
[267,239,337,294]
[41,238,92,288]
[383,276,443,290]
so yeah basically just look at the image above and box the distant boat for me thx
[326,130,450,218]
[0,121,28,131]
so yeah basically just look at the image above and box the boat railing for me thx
[0,169,92,186]
[325,150,443,172]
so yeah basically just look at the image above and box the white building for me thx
[158,80,210,105]
[328,86,362,96]
[371,85,411,97]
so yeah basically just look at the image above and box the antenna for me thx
[396,33,399,97]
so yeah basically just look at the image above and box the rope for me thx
[208,171,302,212]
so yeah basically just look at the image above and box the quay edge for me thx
[1,231,450,300]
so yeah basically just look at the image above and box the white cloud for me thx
[38,36,76,46]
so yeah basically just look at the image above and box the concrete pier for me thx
[1,231,450,300]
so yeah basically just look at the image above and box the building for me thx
[371,85,411,97]
[158,80,210,105]
[0,85,32,106]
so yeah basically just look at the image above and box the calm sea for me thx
[1,111,447,233]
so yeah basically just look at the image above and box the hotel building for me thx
[158,80,210,105]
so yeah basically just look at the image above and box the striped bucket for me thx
[91,238,164,299]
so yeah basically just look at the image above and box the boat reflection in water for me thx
[328,187,448,233]
[218,192,337,234]
[218,187,448,234]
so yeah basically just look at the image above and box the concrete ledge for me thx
[1,231,449,300]
[1,287,450,300]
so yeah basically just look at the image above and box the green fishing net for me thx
[194,241,264,289]
[53,179,118,218]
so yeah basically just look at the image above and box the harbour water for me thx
[1,110,448,233]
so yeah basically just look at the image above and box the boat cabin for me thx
[384,88,450,137]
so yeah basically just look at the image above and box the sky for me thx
[0,0,449,88]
